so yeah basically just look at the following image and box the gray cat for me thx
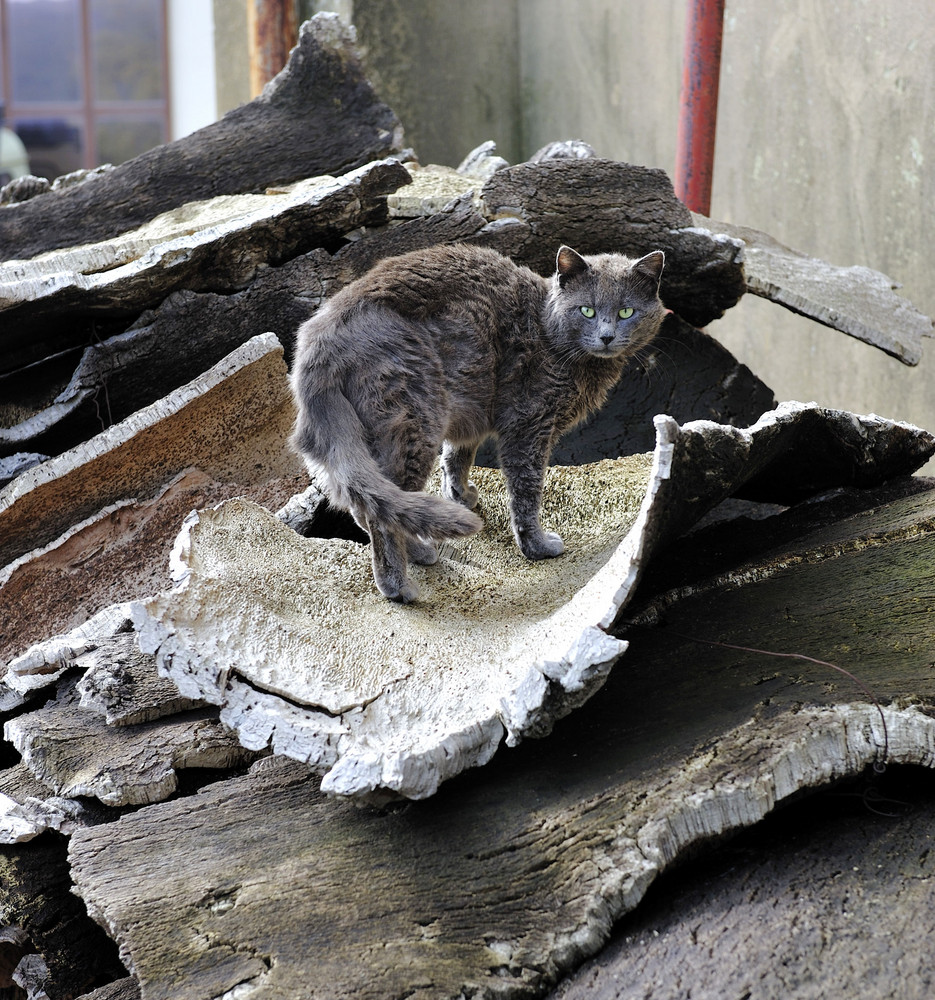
[290,242,665,603]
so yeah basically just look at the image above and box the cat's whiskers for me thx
[538,339,589,378]
[632,340,676,386]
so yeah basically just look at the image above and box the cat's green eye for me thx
[580,306,596,318]
[618,307,635,319]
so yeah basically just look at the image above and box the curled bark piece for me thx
[132,402,934,803]
[0,333,301,570]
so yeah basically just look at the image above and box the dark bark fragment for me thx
[477,159,746,328]
[0,158,410,376]
[0,835,126,1000]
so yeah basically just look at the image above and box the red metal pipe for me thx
[248,0,299,98]
[674,0,725,215]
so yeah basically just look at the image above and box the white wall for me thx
[168,0,218,140]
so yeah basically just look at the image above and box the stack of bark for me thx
[2,14,935,1000]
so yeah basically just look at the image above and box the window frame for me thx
[0,0,171,177]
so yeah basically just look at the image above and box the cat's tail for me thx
[291,387,482,541]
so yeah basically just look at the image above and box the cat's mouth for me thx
[588,343,628,359]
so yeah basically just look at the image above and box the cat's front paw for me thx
[373,562,420,603]
[518,529,564,561]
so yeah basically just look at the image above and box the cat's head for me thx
[548,245,666,360]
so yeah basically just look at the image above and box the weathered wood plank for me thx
[69,481,935,999]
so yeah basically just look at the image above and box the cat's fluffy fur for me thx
[290,243,665,602]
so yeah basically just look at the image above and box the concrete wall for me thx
[213,0,251,115]
[218,1,935,462]
[349,0,522,165]
[515,0,684,172]
[710,1,935,461]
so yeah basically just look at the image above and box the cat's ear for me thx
[556,245,589,287]
[633,250,665,286]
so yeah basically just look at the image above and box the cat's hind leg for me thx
[368,435,443,599]
[441,442,479,510]
[385,434,446,567]
[368,519,419,603]
[407,535,438,566]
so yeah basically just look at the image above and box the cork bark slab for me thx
[132,402,935,803]
[0,159,409,329]
[68,480,935,1000]
[0,333,301,573]
[548,765,935,1000]
[694,213,934,365]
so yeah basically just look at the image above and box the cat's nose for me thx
[600,334,614,345]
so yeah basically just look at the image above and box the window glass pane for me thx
[90,0,165,102]
[95,115,163,165]
[8,0,83,103]
[13,115,84,179]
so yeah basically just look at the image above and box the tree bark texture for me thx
[64,481,935,999]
